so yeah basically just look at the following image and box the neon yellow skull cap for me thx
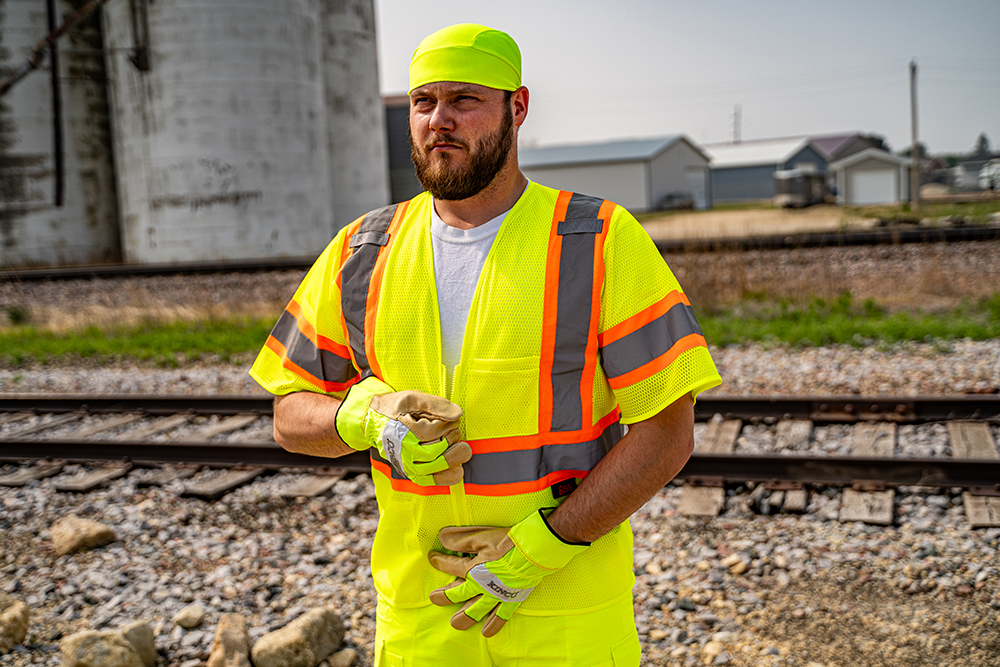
[409,24,521,93]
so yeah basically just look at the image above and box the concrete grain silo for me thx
[320,0,389,227]
[0,0,120,268]
[102,0,385,264]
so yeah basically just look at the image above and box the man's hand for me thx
[427,509,589,637]
[335,376,471,485]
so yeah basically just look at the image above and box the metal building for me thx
[520,136,712,212]
[0,0,119,268]
[828,148,911,205]
[705,138,828,203]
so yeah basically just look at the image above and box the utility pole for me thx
[909,60,920,214]
[734,104,741,144]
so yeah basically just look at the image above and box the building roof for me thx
[829,147,912,171]
[520,135,707,169]
[703,138,821,169]
[809,133,863,159]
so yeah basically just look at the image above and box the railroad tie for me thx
[946,422,998,459]
[696,418,742,453]
[128,414,195,439]
[678,419,741,517]
[71,414,144,439]
[188,414,259,441]
[52,462,133,492]
[11,413,83,437]
[840,486,895,526]
[137,463,200,487]
[279,467,347,498]
[0,460,65,487]
[852,422,896,457]
[182,466,266,500]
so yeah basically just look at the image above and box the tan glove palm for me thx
[335,376,471,485]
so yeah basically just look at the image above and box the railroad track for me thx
[1,225,998,282]
[1,393,998,525]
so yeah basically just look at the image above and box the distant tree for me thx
[973,132,991,155]
[899,141,929,158]
[865,133,890,152]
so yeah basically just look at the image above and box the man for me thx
[250,23,721,666]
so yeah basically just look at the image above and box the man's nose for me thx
[428,103,456,134]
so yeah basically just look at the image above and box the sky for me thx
[374,0,1000,156]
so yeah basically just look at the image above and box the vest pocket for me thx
[462,356,540,440]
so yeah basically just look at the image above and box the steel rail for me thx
[1,394,998,424]
[2,439,999,490]
[654,224,1000,254]
[3,226,999,282]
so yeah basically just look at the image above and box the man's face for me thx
[408,82,514,201]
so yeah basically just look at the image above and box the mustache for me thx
[424,134,469,151]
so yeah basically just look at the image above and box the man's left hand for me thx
[427,509,589,637]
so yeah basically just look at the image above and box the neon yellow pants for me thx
[374,590,640,667]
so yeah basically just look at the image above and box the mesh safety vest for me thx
[250,182,722,614]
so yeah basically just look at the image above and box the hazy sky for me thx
[374,0,1000,155]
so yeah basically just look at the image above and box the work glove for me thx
[335,376,471,485]
[427,509,589,637]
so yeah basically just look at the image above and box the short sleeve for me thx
[599,207,722,424]
[249,229,359,398]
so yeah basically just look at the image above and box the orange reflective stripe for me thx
[599,290,691,347]
[364,201,408,380]
[467,409,621,454]
[371,456,451,496]
[463,469,591,497]
[264,335,357,393]
[538,190,573,434]
[285,299,352,359]
[606,333,708,390]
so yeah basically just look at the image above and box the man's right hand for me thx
[334,376,471,485]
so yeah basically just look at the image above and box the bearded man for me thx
[250,23,721,667]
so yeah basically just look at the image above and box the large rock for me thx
[61,630,144,667]
[250,607,344,667]
[0,593,29,654]
[50,515,116,556]
[207,613,251,667]
[173,603,205,629]
[120,621,156,667]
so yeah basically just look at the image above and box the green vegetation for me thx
[0,318,275,367]
[843,200,1000,225]
[698,291,1000,348]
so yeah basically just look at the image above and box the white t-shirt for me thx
[430,206,507,394]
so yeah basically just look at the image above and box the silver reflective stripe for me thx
[371,421,623,487]
[468,564,533,603]
[551,193,605,432]
[601,301,704,380]
[380,419,410,478]
[340,204,398,378]
[269,310,356,385]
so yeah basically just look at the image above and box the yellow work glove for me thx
[427,509,589,637]
[335,376,471,485]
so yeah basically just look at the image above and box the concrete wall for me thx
[320,0,389,229]
[522,160,648,211]
[649,140,710,209]
[0,0,119,267]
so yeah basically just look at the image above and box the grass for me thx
[698,291,1000,348]
[843,200,1000,225]
[0,318,275,367]
[0,291,997,367]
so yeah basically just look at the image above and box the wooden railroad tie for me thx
[53,462,133,492]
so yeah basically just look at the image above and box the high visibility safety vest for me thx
[250,182,722,614]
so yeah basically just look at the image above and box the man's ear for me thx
[511,86,529,127]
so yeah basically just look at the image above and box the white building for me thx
[828,148,912,205]
[519,136,712,212]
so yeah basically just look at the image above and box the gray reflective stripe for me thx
[350,231,389,248]
[601,301,704,380]
[468,564,533,602]
[340,204,398,377]
[558,218,603,235]
[551,193,605,432]
[269,310,356,385]
[371,422,623,486]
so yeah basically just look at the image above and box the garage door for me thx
[849,168,895,205]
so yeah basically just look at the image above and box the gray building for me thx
[519,136,712,212]
[705,138,828,203]
[829,148,911,205]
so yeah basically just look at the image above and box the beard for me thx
[409,103,514,201]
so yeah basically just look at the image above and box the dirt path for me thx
[640,205,877,242]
